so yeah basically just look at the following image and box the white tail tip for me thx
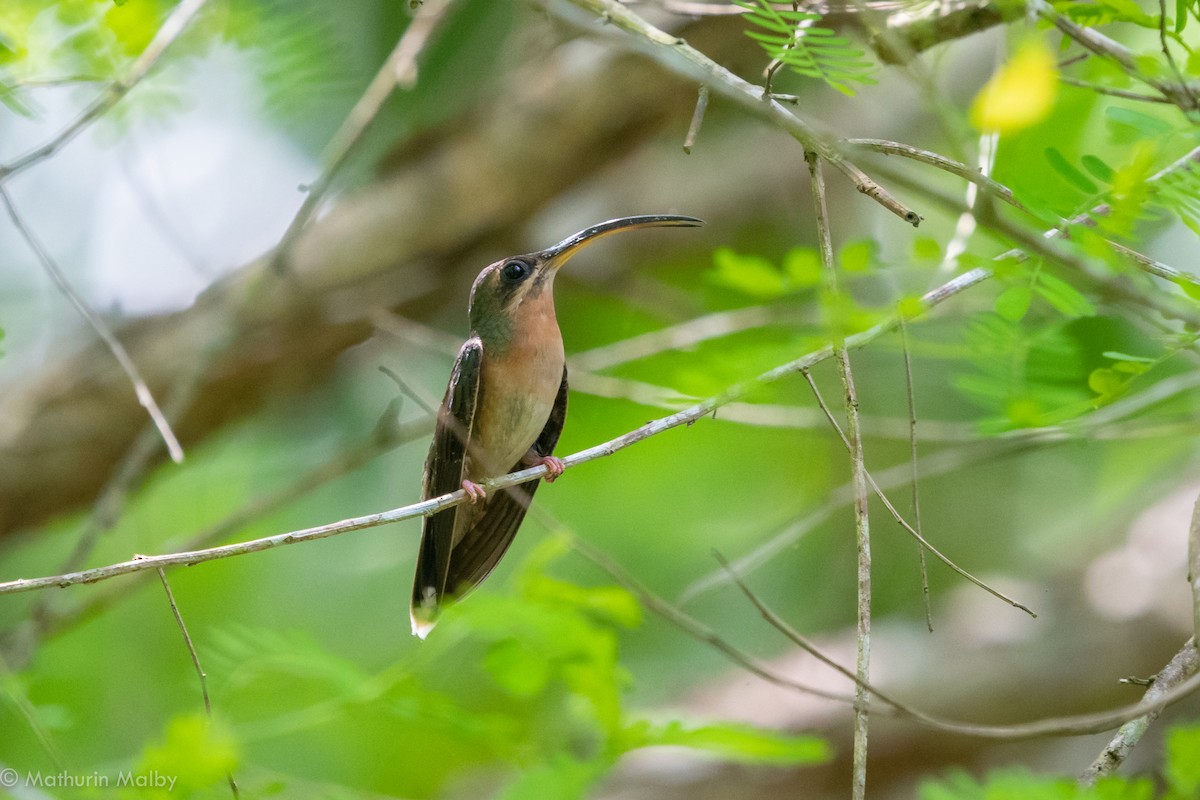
[411,615,436,640]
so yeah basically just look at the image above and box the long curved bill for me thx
[540,215,704,270]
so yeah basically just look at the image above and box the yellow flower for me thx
[970,40,1060,133]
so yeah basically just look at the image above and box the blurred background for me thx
[1,0,1198,797]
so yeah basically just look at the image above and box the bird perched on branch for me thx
[410,215,704,638]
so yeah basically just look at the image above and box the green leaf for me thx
[1034,273,1096,318]
[1104,106,1175,137]
[1087,367,1124,397]
[1176,0,1189,32]
[631,720,830,765]
[738,0,875,94]
[708,247,787,298]
[484,639,552,698]
[1080,154,1115,183]
[897,294,926,319]
[132,714,238,797]
[912,236,942,261]
[994,285,1033,321]
[783,247,823,287]
[1045,147,1098,193]
[497,756,605,800]
[1101,350,1156,363]
[838,239,877,272]
[1165,724,1200,796]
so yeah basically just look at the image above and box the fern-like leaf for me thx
[1153,161,1200,235]
[737,0,876,96]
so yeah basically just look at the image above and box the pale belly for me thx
[470,341,564,479]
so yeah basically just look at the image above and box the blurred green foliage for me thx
[2,0,1200,797]
[921,723,1200,800]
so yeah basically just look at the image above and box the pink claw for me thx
[536,456,566,483]
[462,480,486,503]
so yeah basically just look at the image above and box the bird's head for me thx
[467,215,703,345]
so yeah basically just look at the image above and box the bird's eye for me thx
[500,260,530,282]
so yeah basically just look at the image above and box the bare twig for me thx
[1079,638,1199,784]
[569,305,777,371]
[1059,75,1176,104]
[0,267,994,597]
[552,0,923,226]
[1032,0,1198,111]
[845,137,1024,213]
[25,374,202,645]
[899,313,933,631]
[682,370,1200,601]
[18,415,435,654]
[157,569,240,797]
[0,0,210,181]
[799,367,1035,616]
[271,0,456,270]
[1156,0,1199,110]
[712,552,1200,740]
[807,149,872,800]
[564,531,859,705]
[0,186,184,463]
[683,84,710,154]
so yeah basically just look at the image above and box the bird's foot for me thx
[534,456,566,482]
[461,480,486,503]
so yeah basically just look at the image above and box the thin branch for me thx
[1079,638,1199,784]
[899,313,933,632]
[0,0,210,181]
[270,0,456,270]
[1059,74,1177,104]
[844,137,1025,213]
[27,373,202,640]
[808,149,872,800]
[798,367,1035,617]
[0,186,184,463]
[0,267,994,597]
[683,84,710,154]
[157,569,240,797]
[551,0,923,226]
[682,369,1200,601]
[19,415,435,654]
[1157,0,1199,109]
[569,305,777,370]
[1032,0,1198,112]
[564,531,859,705]
[713,551,1200,740]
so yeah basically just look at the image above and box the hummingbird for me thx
[410,215,704,638]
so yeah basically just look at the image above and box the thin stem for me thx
[683,84,710,154]
[0,186,184,463]
[845,137,1025,213]
[899,313,933,632]
[1032,0,1197,111]
[799,368,1035,615]
[1059,74,1176,104]
[807,149,872,800]
[157,569,240,797]
[711,551,1200,740]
